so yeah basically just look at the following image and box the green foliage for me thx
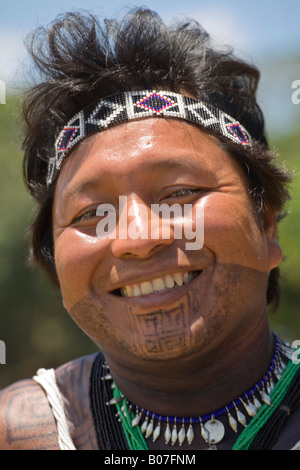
[0,97,97,388]
[0,96,299,389]
[268,129,300,340]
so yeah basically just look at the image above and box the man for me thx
[0,8,299,450]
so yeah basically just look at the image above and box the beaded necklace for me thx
[104,335,298,450]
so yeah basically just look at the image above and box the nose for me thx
[110,195,174,259]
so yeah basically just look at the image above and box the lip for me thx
[108,269,202,309]
[108,268,200,294]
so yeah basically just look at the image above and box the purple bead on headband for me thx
[47,90,252,186]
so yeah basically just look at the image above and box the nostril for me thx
[111,237,173,260]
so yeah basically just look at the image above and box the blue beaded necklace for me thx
[104,334,292,448]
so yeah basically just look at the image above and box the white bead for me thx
[178,424,186,446]
[153,422,161,442]
[106,396,123,405]
[242,400,257,417]
[236,409,247,427]
[253,396,262,410]
[200,422,209,442]
[145,419,154,438]
[131,413,142,427]
[164,422,171,444]
[141,417,149,434]
[227,411,238,433]
[101,373,112,381]
[187,424,194,445]
[261,390,272,406]
[171,422,178,446]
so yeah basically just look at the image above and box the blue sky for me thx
[0,0,300,134]
[1,0,300,58]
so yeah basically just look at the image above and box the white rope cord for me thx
[33,368,76,450]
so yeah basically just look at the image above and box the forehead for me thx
[54,118,242,194]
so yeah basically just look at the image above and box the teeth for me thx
[123,284,133,297]
[173,273,184,286]
[164,274,175,289]
[133,285,141,297]
[140,281,153,295]
[152,278,165,292]
[120,271,197,298]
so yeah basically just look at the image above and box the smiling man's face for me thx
[52,118,282,366]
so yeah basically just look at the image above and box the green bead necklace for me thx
[110,358,299,451]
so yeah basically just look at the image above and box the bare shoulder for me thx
[0,378,60,450]
[54,352,99,450]
[55,351,97,383]
[0,353,98,450]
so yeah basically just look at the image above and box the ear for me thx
[263,206,283,271]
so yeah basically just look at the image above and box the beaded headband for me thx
[47,90,252,186]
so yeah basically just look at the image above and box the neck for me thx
[104,322,274,417]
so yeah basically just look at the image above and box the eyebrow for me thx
[60,157,205,207]
[142,159,203,173]
[61,179,103,208]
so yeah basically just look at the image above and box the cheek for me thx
[68,294,116,351]
[202,196,269,272]
[54,230,104,310]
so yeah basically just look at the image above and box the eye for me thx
[72,208,98,224]
[168,188,202,198]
